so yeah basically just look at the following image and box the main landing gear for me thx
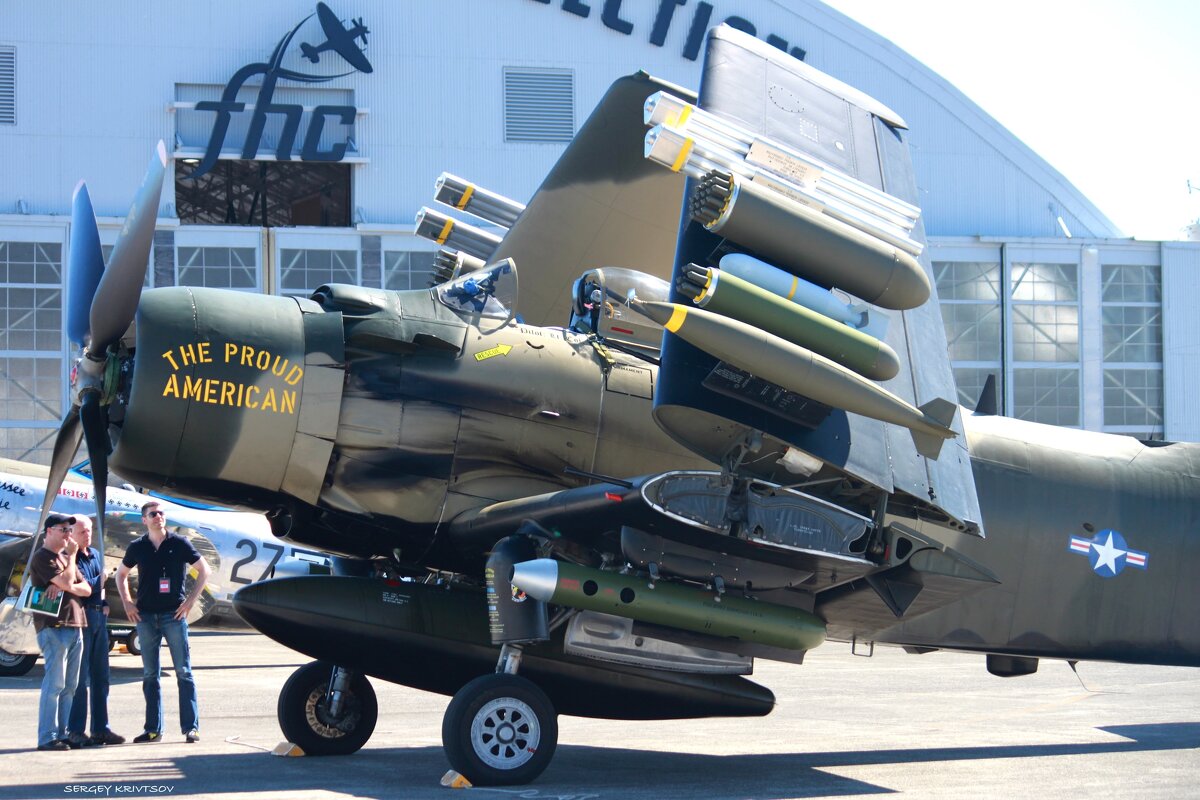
[441,644,559,786]
[278,661,378,755]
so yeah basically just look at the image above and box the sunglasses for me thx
[146,510,165,518]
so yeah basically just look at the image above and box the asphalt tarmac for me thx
[1,629,1198,799]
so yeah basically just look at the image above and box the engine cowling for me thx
[111,287,345,510]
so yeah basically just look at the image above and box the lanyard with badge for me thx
[160,546,171,594]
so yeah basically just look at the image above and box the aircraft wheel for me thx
[442,673,558,786]
[0,648,37,676]
[278,661,377,756]
[126,630,141,656]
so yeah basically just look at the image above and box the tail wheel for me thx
[442,673,558,786]
[278,661,377,755]
[126,630,141,655]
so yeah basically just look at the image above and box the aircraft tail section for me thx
[489,73,692,326]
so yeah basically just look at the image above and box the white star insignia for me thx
[1092,532,1126,573]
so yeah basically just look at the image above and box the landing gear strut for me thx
[279,661,378,755]
[441,645,558,786]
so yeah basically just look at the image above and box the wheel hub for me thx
[304,686,359,738]
[470,697,540,770]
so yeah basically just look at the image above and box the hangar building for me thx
[1,0,1196,464]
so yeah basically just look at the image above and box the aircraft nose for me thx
[110,286,346,510]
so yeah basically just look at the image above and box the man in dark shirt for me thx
[28,513,90,751]
[117,501,210,744]
[65,516,125,747]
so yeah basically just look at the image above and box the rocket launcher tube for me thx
[720,253,889,340]
[510,559,827,652]
[645,126,921,254]
[637,300,956,459]
[414,207,502,261]
[433,172,526,228]
[682,265,900,382]
[644,91,920,224]
[690,173,931,311]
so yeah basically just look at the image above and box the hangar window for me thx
[178,247,258,290]
[0,47,14,125]
[383,250,437,290]
[0,239,63,463]
[504,67,574,143]
[279,248,359,296]
[175,160,351,228]
[1101,264,1162,436]
[1013,368,1079,427]
[934,259,1003,408]
[1103,368,1163,428]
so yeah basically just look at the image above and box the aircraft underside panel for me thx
[234,576,776,720]
[652,29,981,534]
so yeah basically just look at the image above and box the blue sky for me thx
[821,0,1200,240]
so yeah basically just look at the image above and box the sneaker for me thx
[90,730,126,746]
[37,740,70,751]
[185,729,199,743]
[132,731,161,743]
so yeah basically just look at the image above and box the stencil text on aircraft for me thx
[160,341,303,415]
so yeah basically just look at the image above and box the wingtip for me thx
[155,139,168,167]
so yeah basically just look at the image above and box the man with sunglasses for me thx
[28,514,90,751]
[116,501,210,744]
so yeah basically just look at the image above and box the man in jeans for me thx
[28,513,90,750]
[65,516,125,747]
[116,501,211,744]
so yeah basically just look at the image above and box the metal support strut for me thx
[327,665,354,717]
[496,643,524,675]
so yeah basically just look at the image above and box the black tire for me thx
[442,673,558,786]
[126,630,141,656]
[0,648,37,676]
[278,661,378,756]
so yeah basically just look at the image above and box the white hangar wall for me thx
[1,0,1118,236]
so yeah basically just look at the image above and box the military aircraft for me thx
[31,25,1200,786]
[0,458,330,675]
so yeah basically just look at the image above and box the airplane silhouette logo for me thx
[300,2,372,73]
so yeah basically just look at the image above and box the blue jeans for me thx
[36,625,82,746]
[68,608,111,737]
[137,613,198,735]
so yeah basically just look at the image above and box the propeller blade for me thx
[67,181,105,348]
[79,392,110,549]
[89,140,168,355]
[37,407,83,536]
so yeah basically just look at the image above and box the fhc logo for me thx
[189,3,371,180]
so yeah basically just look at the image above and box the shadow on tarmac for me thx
[1,722,1197,800]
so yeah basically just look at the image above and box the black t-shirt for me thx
[121,533,202,614]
